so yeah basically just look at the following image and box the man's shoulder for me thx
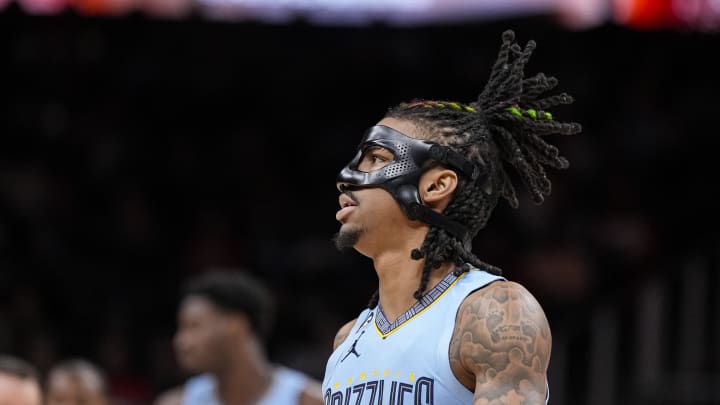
[452,279,551,369]
[463,279,538,305]
[153,386,184,405]
[298,377,324,405]
[458,280,548,325]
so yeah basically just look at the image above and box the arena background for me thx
[1,0,719,404]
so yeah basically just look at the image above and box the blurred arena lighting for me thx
[1,0,608,28]
[614,0,720,30]
[187,0,612,27]
[555,0,611,30]
[4,0,719,31]
[16,0,67,14]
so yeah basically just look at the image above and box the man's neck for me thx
[373,249,455,323]
[214,342,273,405]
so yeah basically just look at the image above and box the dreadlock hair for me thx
[367,30,581,309]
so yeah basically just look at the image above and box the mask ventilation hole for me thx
[384,144,414,177]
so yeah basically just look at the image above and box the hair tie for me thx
[505,105,553,120]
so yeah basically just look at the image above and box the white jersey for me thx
[183,366,309,405]
[322,268,505,405]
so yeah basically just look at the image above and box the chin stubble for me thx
[332,227,363,251]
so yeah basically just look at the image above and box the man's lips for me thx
[336,193,358,222]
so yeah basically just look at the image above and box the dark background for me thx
[1,6,719,404]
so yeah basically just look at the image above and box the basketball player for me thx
[0,355,42,405]
[156,271,324,405]
[323,30,581,404]
[45,359,109,405]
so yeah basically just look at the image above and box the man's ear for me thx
[419,167,458,212]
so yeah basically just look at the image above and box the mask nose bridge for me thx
[336,149,364,192]
[346,148,364,170]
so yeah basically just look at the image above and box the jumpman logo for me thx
[341,330,365,362]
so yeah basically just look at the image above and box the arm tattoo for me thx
[449,281,551,404]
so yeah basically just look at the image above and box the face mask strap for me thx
[407,203,472,248]
[427,145,483,181]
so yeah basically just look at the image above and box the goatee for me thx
[332,228,363,251]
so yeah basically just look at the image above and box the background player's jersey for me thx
[322,268,504,405]
[183,366,309,405]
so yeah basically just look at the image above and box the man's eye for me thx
[370,154,387,163]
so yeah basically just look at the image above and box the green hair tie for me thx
[507,106,523,117]
[527,109,538,119]
[436,103,446,108]
[544,112,553,120]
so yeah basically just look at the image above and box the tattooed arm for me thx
[449,281,552,405]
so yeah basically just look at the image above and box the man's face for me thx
[45,371,107,405]
[335,118,428,255]
[0,373,41,405]
[173,295,231,373]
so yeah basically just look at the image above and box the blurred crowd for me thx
[1,11,719,404]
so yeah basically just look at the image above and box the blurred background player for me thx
[45,359,110,405]
[155,271,324,405]
[0,355,42,405]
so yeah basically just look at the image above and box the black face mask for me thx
[336,125,486,246]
